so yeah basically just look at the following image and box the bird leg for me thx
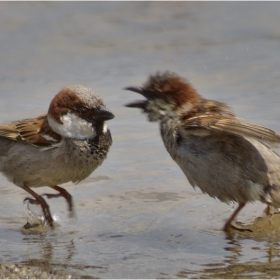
[43,186,74,216]
[21,184,53,227]
[223,202,251,232]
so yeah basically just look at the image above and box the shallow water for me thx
[1,2,280,278]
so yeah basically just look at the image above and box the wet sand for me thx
[0,264,75,279]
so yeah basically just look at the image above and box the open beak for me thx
[124,86,147,109]
[125,99,147,109]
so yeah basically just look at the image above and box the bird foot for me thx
[23,222,41,229]
[223,222,253,233]
[44,186,74,213]
[24,197,40,205]
[23,196,53,228]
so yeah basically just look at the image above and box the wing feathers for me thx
[0,123,18,140]
[0,114,62,147]
[183,115,280,144]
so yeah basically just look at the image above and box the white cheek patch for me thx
[48,113,96,139]
[102,123,108,133]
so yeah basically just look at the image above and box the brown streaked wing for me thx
[0,121,19,140]
[183,115,280,144]
[0,114,62,147]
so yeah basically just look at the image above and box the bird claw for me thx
[224,222,253,233]
[23,197,40,205]
[23,188,74,228]
[23,222,40,229]
[45,186,74,213]
[23,196,53,228]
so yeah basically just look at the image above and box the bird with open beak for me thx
[125,71,280,232]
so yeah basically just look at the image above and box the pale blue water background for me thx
[0,2,280,278]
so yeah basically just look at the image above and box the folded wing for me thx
[0,114,62,147]
[183,114,280,144]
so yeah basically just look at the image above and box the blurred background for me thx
[0,2,280,278]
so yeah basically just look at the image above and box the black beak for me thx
[96,106,115,121]
[124,86,145,95]
[124,86,147,109]
[125,100,147,109]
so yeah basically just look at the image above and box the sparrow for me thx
[0,85,114,227]
[125,71,280,232]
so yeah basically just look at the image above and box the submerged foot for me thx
[223,221,253,233]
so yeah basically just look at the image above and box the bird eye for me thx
[74,106,92,118]
[80,108,87,113]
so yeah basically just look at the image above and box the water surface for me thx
[0,2,280,278]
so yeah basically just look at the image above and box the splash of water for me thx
[23,199,46,227]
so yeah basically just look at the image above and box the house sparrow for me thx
[0,85,114,227]
[125,71,280,232]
